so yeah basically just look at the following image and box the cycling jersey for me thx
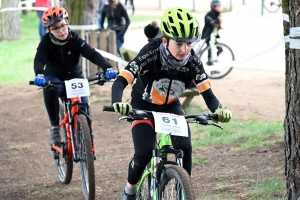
[112,38,220,112]
[34,31,112,79]
[201,9,221,40]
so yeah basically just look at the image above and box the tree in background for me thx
[61,0,99,25]
[1,0,21,41]
[283,0,300,199]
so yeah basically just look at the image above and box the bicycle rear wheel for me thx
[159,165,195,200]
[54,103,73,184]
[75,114,95,200]
[264,0,281,13]
[199,43,234,79]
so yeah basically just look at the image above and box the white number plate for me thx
[152,112,188,137]
[64,78,90,98]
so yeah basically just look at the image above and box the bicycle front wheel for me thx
[199,43,234,79]
[159,165,195,200]
[137,163,152,200]
[75,114,95,200]
[54,103,73,184]
[264,0,281,13]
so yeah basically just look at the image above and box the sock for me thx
[124,185,136,196]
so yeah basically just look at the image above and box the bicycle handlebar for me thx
[103,106,223,129]
[29,72,109,86]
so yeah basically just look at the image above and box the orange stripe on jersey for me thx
[118,70,134,84]
[197,80,211,93]
[150,88,167,105]
[167,97,177,104]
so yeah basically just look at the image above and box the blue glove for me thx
[105,68,118,81]
[34,74,46,86]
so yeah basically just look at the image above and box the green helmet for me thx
[160,7,201,43]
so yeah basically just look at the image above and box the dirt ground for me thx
[0,68,286,200]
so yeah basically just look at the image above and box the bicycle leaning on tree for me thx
[103,106,223,199]
[30,72,110,200]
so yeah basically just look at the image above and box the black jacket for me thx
[112,38,221,112]
[201,9,221,40]
[34,31,112,79]
[100,3,130,37]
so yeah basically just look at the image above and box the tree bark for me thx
[62,0,85,25]
[1,0,21,41]
[284,0,300,199]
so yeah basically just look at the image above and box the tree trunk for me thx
[284,0,300,199]
[62,0,85,25]
[1,0,21,41]
[62,0,98,25]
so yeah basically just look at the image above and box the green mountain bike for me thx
[103,107,223,199]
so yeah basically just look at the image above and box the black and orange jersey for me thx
[117,39,212,105]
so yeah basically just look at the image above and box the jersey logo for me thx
[196,73,207,81]
[129,61,139,74]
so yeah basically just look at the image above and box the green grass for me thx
[185,101,284,151]
[249,178,286,199]
[0,11,39,87]
[27,185,82,197]
[189,102,284,151]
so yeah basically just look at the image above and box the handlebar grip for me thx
[210,114,219,120]
[103,106,115,112]
[29,81,34,85]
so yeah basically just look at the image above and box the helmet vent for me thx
[168,16,174,23]
[180,22,185,37]
[163,22,170,34]
[172,26,179,37]
[186,13,192,20]
[177,13,182,20]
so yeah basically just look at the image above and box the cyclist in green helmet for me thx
[110,7,232,200]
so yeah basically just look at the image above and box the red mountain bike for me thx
[30,72,108,200]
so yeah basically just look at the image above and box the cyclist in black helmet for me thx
[201,0,223,65]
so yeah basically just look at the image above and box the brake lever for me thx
[210,122,223,130]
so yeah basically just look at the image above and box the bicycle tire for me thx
[199,43,234,79]
[76,114,95,200]
[159,165,195,200]
[264,0,281,13]
[54,103,73,184]
[137,163,151,200]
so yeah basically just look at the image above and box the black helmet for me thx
[211,0,222,6]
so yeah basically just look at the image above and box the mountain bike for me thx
[30,72,109,200]
[102,107,223,199]
[264,0,282,13]
[193,35,235,79]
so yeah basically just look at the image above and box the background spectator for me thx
[124,0,134,16]
[35,0,51,40]
[143,21,163,42]
[100,0,130,56]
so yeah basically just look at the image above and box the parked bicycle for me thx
[30,72,109,200]
[264,0,282,13]
[103,107,223,199]
[193,35,235,79]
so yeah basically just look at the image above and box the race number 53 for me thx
[152,112,188,137]
[65,78,90,98]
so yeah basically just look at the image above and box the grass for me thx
[27,185,82,197]
[0,11,39,87]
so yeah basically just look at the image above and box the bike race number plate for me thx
[65,79,90,98]
[152,112,188,137]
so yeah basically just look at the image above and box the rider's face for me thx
[162,38,193,61]
[49,19,69,40]
[214,5,222,12]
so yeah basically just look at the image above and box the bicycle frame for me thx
[136,129,184,199]
[52,96,95,162]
